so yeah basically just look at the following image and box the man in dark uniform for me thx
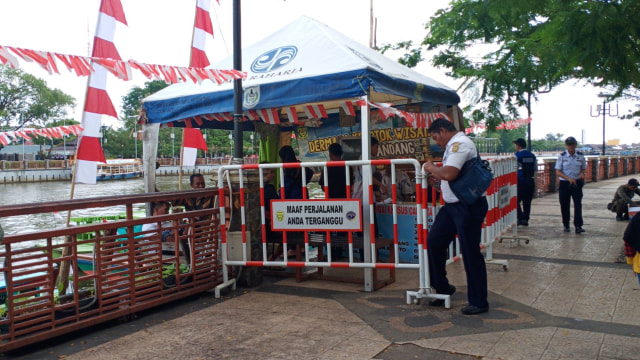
[609,178,640,221]
[512,138,537,226]
[319,143,353,199]
[423,118,489,315]
[555,136,587,234]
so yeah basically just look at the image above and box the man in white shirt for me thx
[423,118,489,315]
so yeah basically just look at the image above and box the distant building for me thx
[0,145,44,161]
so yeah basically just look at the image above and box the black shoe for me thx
[563,226,571,233]
[623,213,630,220]
[616,215,624,221]
[575,226,585,234]
[428,284,456,307]
[461,304,489,315]
[518,219,528,226]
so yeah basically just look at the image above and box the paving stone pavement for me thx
[5,175,640,360]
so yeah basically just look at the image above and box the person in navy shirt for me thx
[512,138,537,226]
[555,136,587,234]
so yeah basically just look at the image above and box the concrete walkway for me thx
[7,175,640,359]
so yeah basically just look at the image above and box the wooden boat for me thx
[96,159,143,181]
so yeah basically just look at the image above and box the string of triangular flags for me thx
[0,125,84,146]
[355,100,450,128]
[0,45,245,85]
[168,100,450,129]
[465,118,532,134]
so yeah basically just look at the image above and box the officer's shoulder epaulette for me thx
[560,151,568,156]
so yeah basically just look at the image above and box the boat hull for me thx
[96,171,143,181]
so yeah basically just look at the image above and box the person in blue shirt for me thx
[512,138,537,226]
[555,136,587,234]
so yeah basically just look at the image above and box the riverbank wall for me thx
[0,165,222,184]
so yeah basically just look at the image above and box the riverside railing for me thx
[0,188,221,352]
[532,155,640,196]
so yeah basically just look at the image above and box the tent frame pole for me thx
[232,0,243,162]
[360,95,373,292]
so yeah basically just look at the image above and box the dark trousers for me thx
[558,180,583,227]
[427,197,489,307]
[517,177,535,221]
[613,199,630,216]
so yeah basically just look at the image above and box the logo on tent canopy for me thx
[251,46,298,73]
[243,86,261,108]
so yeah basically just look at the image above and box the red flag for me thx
[191,0,213,68]
[75,0,126,184]
[182,128,207,166]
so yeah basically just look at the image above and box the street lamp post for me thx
[133,120,137,159]
[590,93,619,155]
[229,133,233,157]
[171,128,175,159]
[249,134,254,155]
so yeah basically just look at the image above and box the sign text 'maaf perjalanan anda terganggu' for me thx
[271,199,362,232]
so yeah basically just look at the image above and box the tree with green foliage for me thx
[121,80,169,129]
[381,0,640,132]
[0,65,75,131]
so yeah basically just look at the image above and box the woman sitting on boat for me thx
[141,201,175,243]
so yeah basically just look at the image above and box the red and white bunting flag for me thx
[340,101,356,117]
[246,110,259,121]
[182,128,208,166]
[304,104,328,119]
[16,131,31,140]
[75,0,127,185]
[284,107,299,124]
[2,44,246,84]
[69,125,84,136]
[0,134,8,146]
[376,106,398,120]
[190,0,214,68]
[0,45,19,68]
[258,108,281,125]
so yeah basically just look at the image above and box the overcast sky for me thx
[0,0,637,145]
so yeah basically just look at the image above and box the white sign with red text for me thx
[271,199,362,232]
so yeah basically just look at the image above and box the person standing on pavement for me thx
[623,210,640,285]
[609,178,640,221]
[513,138,537,226]
[423,118,489,315]
[555,136,587,234]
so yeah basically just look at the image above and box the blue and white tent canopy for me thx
[142,16,460,128]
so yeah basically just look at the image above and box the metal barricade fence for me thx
[214,156,519,305]
[214,159,423,295]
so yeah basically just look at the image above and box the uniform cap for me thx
[512,138,526,148]
[629,178,639,187]
[565,136,578,145]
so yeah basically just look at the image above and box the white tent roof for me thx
[142,16,459,127]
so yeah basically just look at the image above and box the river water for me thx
[0,176,323,236]
[0,176,195,236]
